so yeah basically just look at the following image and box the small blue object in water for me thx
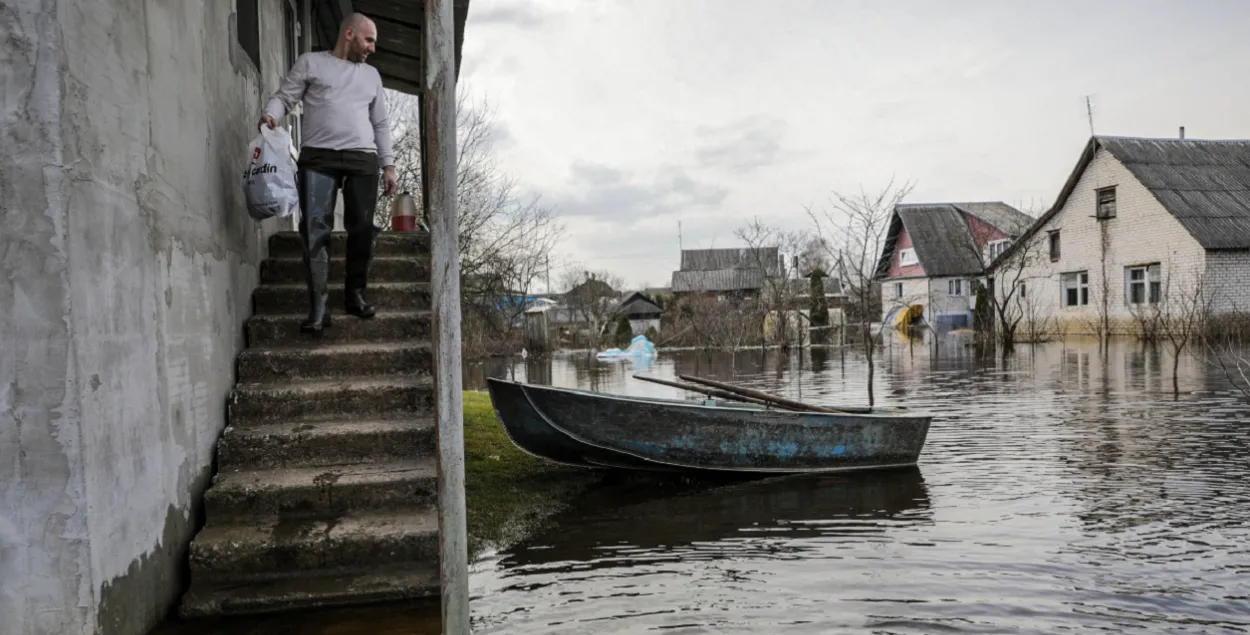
[596,335,657,360]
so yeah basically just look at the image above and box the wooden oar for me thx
[676,374,850,414]
[631,374,779,408]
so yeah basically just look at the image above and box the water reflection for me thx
[503,468,931,570]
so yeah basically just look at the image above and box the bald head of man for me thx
[334,13,377,63]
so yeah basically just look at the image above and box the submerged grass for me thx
[462,390,602,554]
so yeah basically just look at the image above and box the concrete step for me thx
[246,310,432,347]
[252,282,431,314]
[187,509,439,582]
[228,376,433,424]
[204,459,438,521]
[216,417,436,471]
[268,230,430,258]
[259,256,429,285]
[179,564,439,618]
[236,342,432,382]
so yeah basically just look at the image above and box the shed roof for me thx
[313,0,470,95]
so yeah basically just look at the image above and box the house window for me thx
[948,279,964,296]
[1019,282,1027,298]
[1061,271,1089,307]
[899,248,918,267]
[894,282,903,299]
[1096,186,1117,219]
[1048,230,1061,262]
[987,239,1011,261]
[1126,264,1161,305]
[237,0,261,71]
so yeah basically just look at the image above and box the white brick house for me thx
[988,135,1250,335]
[875,202,1033,331]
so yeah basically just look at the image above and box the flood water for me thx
[166,337,1250,634]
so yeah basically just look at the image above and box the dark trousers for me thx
[296,148,379,297]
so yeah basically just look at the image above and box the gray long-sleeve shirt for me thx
[263,51,395,167]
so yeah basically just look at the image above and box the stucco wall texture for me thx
[2,2,291,633]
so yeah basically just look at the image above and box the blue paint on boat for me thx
[766,441,799,459]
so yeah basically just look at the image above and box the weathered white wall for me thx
[1204,250,1250,315]
[1004,147,1208,335]
[879,277,929,323]
[2,2,292,634]
[927,276,975,328]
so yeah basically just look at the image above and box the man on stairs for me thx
[260,12,398,333]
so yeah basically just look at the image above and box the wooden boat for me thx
[485,377,931,474]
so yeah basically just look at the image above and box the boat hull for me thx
[486,378,931,474]
[485,378,659,470]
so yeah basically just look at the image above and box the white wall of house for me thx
[879,277,930,323]
[928,276,977,329]
[2,3,296,634]
[1204,250,1250,315]
[1001,147,1208,335]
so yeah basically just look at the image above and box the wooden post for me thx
[422,0,469,631]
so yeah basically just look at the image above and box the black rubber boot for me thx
[298,169,339,334]
[344,288,376,319]
[342,171,380,319]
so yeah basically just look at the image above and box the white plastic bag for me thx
[242,126,299,221]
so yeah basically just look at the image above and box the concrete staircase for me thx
[179,230,440,617]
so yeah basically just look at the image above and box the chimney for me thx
[1179,126,1185,139]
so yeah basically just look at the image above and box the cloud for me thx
[548,161,728,221]
[694,115,790,173]
[470,2,549,29]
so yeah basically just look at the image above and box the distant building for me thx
[616,291,665,335]
[671,247,781,300]
[875,202,1034,330]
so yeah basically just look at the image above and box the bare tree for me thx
[1155,264,1217,397]
[807,178,916,406]
[735,218,806,347]
[381,89,563,356]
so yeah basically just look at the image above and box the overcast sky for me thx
[458,0,1250,292]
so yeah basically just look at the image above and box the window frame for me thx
[1061,271,1089,307]
[987,239,1011,261]
[1047,230,1061,262]
[898,248,919,267]
[1125,263,1161,305]
[948,279,964,296]
[894,282,904,299]
[236,0,261,72]
[1096,186,1118,220]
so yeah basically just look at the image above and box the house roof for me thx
[992,136,1250,269]
[672,269,766,293]
[680,248,781,274]
[617,292,664,316]
[874,202,1030,278]
[1102,137,1250,249]
[313,0,470,96]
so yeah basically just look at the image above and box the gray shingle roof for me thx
[874,202,1029,278]
[954,202,1035,235]
[680,248,781,274]
[1100,137,1250,249]
[671,269,766,293]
